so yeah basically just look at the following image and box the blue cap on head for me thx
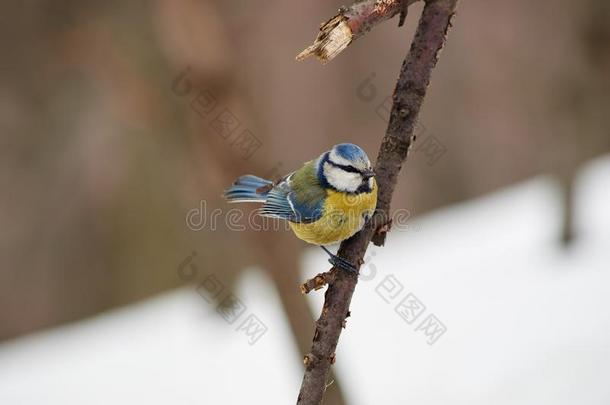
[333,143,370,163]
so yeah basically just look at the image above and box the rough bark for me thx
[296,0,458,403]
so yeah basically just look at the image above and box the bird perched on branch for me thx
[225,143,377,272]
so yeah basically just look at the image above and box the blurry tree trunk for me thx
[155,2,350,403]
[559,170,576,245]
[263,247,348,405]
[553,0,610,246]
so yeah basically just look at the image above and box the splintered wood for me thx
[296,0,420,64]
[296,16,352,64]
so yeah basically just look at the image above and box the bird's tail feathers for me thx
[224,175,273,203]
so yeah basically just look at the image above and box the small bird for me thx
[224,143,377,272]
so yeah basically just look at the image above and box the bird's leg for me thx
[320,246,358,273]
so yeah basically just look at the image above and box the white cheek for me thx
[324,164,361,192]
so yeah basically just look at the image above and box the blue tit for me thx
[224,143,377,272]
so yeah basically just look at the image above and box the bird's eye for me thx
[328,160,361,174]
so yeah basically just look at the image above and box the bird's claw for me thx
[328,255,358,273]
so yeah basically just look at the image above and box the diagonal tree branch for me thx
[296,0,458,403]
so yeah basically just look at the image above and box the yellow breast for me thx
[289,179,378,245]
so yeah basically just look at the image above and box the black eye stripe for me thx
[327,160,362,174]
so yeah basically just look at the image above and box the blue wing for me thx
[258,173,324,223]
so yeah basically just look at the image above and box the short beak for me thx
[362,169,375,179]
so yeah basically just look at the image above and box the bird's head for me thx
[318,143,375,193]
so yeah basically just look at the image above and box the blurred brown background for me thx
[1,1,609,397]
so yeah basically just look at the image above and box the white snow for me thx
[1,155,609,404]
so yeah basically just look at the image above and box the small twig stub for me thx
[296,16,353,64]
[300,270,337,294]
[296,0,421,64]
